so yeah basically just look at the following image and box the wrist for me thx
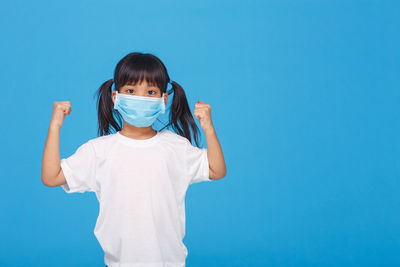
[49,123,61,132]
[203,126,216,136]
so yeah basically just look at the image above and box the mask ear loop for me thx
[113,91,119,110]
[160,92,166,114]
[111,81,118,111]
[162,81,173,114]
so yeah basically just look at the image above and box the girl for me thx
[41,52,227,267]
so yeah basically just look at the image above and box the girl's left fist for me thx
[194,100,214,132]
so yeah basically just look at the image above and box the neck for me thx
[120,123,157,139]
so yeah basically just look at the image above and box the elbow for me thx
[41,170,49,186]
[212,168,227,180]
[41,173,58,187]
[218,165,227,179]
[41,175,53,187]
[41,166,63,187]
[220,168,227,179]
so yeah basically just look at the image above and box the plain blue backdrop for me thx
[0,0,399,266]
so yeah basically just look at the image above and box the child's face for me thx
[112,79,168,106]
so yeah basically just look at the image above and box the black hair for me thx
[93,52,202,147]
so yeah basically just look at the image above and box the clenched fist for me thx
[194,100,214,133]
[50,101,72,129]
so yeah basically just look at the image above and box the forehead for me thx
[122,81,159,89]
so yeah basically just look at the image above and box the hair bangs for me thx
[115,54,168,92]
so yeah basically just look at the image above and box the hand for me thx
[50,101,71,129]
[194,100,214,133]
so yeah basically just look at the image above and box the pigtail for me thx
[167,81,202,147]
[93,78,122,136]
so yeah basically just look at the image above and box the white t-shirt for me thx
[60,129,212,267]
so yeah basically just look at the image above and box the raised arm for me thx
[194,100,227,180]
[41,101,71,187]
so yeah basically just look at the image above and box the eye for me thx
[127,89,134,94]
[148,90,157,95]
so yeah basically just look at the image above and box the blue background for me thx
[1,0,399,266]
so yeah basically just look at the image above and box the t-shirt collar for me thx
[116,130,161,147]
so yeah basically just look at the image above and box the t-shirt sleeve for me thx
[60,140,97,193]
[184,139,212,185]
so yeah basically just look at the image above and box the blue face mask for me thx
[113,92,166,127]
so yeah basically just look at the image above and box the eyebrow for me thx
[124,85,159,89]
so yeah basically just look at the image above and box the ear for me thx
[112,91,116,104]
[163,92,168,105]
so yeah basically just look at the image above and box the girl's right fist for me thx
[50,101,71,128]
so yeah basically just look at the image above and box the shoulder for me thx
[158,129,191,148]
[88,132,117,145]
[85,132,119,156]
